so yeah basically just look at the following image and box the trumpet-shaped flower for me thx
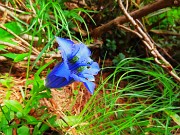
[45,37,100,94]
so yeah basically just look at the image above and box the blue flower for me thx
[45,37,100,94]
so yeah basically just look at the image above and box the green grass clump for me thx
[78,58,180,135]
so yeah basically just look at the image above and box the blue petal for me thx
[83,81,95,94]
[47,61,70,80]
[79,73,95,81]
[76,57,93,66]
[68,57,93,71]
[56,37,74,60]
[81,62,100,75]
[56,37,80,61]
[71,74,95,94]
[46,75,71,88]
[46,61,72,88]
[74,43,91,58]
[77,62,100,81]
[68,43,92,67]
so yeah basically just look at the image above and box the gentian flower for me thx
[45,37,100,94]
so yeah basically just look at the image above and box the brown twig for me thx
[0,4,32,21]
[117,24,142,38]
[150,30,180,37]
[0,3,25,13]
[0,24,40,55]
[118,0,180,82]
[91,0,180,37]
[0,41,26,52]
[1,1,8,24]
[125,0,129,10]
[21,34,45,42]
[0,53,61,62]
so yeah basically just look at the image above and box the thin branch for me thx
[117,24,142,38]
[0,24,40,55]
[118,0,180,82]
[0,53,61,62]
[0,5,32,21]
[1,1,8,24]
[0,3,26,13]
[21,34,45,42]
[118,25,180,66]
[0,41,26,52]
[91,0,180,37]
[150,29,180,37]
[125,0,129,10]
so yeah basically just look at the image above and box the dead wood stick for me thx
[150,30,180,37]
[0,4,32,21]
[91,0,180,37]
[0,41,26,52]
[1,1,8,24]
[118,0,180,82]
[0,53,61,62]
[0,24,40,55]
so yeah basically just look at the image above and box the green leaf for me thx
[33,124,42,135]
[0,22,24,39]
[0,45,7,51]
[17,126,30,135]
[16,112,23,119]
[35,92,51,100]
[4,100,23,113]
[0,22,24,52]
[0,38,18,47]
[39,123,49,133]
[0,77,14,89]
[1,53,29,62]
[56,116,82,127]
[47,115,58,127]
[24,115,39,125]
[1,53,17,59]
[35,59,55,76]
[0,114,9,125]
[0,105,15,121]
[165,110,180,126]
[3,127,13,135]
[14,53,29,62]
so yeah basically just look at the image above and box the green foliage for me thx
[113,53,126,65]
[0,21,29,63]
[105,39,116,52]
[165,110,180,126]
[0,21,24,51]
[56,116,82,127]
[0,22,24,39]
[147,7,180,29]
[17,126,30,135]
[78,58,180,134]
[0,74,14,89]
[0,45,6,51]
[19,0,94,42]
[4,100,23,113]
[146,7,180,49]
[0,60,55,134]
[0,53,29,62]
